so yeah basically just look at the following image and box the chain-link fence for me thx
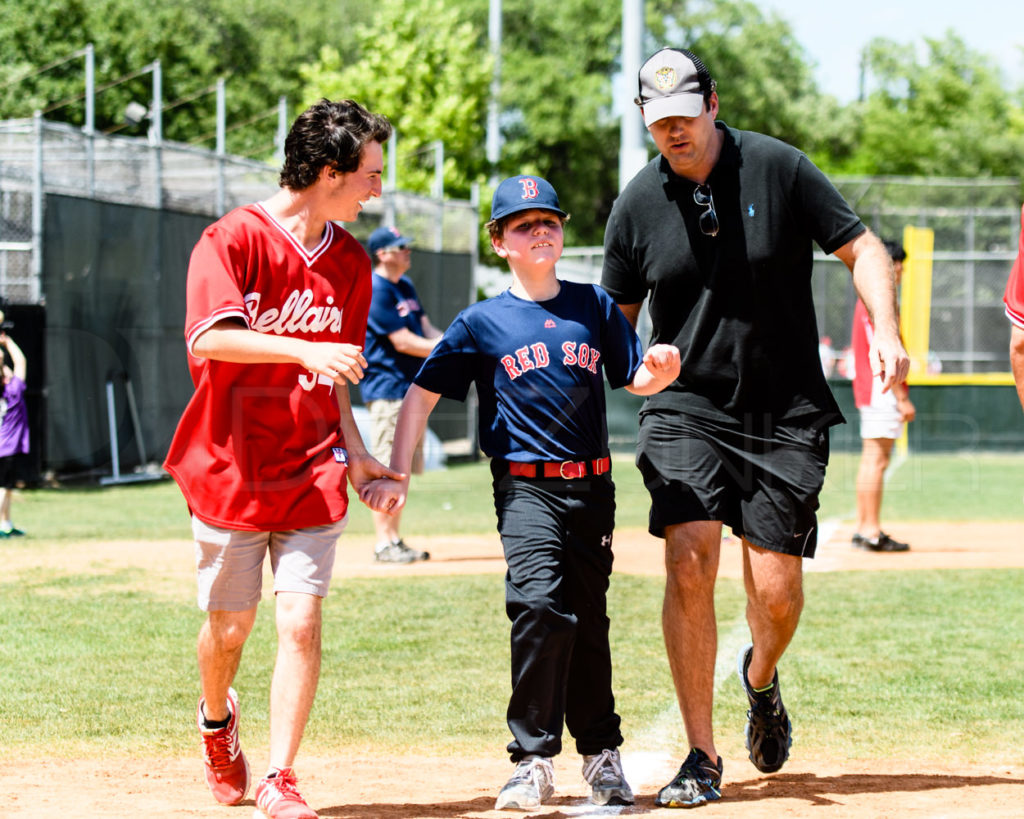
[817,177,1020,376]
[3,117,1019,374]
[0,115,479,306]
[0,187,33,303]
[563,177,1021,377]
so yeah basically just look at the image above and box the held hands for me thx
[306,342,368,385]
[360,476,410,514]
[346,450,407,498]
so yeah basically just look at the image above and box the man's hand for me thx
[867,327,910,394]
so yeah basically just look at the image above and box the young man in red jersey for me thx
[164,99,402,819]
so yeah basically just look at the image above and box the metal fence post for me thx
[31,112,43,303]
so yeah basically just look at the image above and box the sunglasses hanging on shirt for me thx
[693,184,719,237]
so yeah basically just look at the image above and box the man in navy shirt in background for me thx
[362,226,442,563]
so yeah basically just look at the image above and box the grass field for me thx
[2,452,1023,767]
[14,451,1024,540]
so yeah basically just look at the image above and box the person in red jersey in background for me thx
[851,240,915,552]
[1004,205,1024,412]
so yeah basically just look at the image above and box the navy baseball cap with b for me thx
[368,225,412,255]
[490,175,567,221]
[634,47,715,127]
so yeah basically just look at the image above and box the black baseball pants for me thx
[491,461,624,761]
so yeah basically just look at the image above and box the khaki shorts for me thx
[192,515,347,611]
[368,398,424,473]
[859,379,903,440]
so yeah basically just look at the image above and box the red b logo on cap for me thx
[518,178,539,200]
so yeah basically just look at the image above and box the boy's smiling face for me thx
[492,208,564,273]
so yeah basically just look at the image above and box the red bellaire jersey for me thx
[1004,205,1024,329]
[163,203,372,531]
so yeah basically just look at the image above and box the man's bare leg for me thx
[662,520,723,759]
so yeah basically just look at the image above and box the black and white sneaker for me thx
[852,531,910,552]
[655,747,723,808]
[737,643,792,774]
[374,538,430,563]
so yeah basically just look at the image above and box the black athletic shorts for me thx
[0,453,28,490]
[636,408,830,558]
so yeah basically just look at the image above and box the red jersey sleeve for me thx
[184,221,252,357]
[1004,205,1024,329]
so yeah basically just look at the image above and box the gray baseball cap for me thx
[634,48,714,127]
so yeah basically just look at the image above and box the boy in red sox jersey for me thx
[163,99,402,819]
[362,176,680,810]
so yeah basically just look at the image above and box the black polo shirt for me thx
[602,122,862,423]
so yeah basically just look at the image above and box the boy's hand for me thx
[360,477,409,513]
[644,344,681,379]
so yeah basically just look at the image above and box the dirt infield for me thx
[7,520,1024,817]
[10,754,1024,818]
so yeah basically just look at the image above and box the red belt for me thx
[507,456,611,480]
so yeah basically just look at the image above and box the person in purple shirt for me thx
[0,328,29,537]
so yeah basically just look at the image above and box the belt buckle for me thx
[559,460,581,479]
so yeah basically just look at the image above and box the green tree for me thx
[830,32,1024,180]
[650,0,821,149]
[299,0,492,199]
[489,0,622,245]
[0,0,374,158]
[489,0,826,244]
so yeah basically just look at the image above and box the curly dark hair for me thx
[882,239,907,262]
[279,99,392,191]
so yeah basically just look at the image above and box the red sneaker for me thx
[197,686,250,805]
[254,768,318,819]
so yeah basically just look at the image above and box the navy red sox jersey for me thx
[163,203,372,531]
[414,281,644,462]
[361,273,428,401]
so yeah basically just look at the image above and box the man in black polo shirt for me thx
[601,47,909,808]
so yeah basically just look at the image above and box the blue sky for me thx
[758,0,1024,102]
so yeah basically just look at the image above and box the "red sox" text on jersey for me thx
[500,341,601,380]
